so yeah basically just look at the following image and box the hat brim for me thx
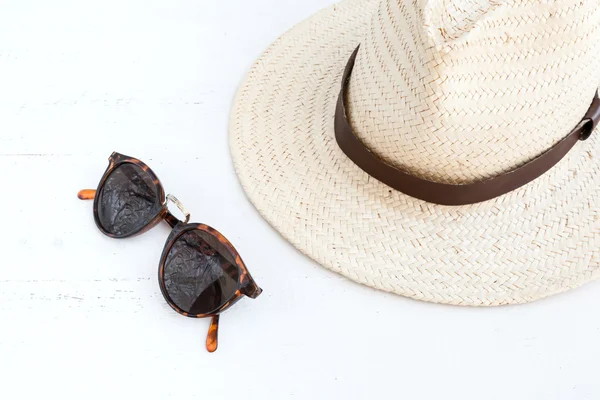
[229,0,600,306]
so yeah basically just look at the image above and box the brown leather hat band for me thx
[335,47,600,206]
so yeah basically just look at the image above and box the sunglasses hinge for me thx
[242,282,263,299]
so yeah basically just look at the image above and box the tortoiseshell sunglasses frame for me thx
[78,152,262,352]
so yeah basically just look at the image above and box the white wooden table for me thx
[1,1,599,399]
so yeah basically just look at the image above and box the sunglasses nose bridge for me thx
[164,194,191,224]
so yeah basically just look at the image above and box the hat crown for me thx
[346,0,600,184]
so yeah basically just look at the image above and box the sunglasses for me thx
[78,152,262,352]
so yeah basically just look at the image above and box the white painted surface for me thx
[0,1,599,399]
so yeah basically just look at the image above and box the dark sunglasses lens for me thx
[97,163,162,236]
[163,229,240,315]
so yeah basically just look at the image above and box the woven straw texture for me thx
[230,0,600,306]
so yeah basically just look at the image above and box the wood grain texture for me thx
[0,1,600,399]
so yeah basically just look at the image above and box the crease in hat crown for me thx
[345,0,600,185]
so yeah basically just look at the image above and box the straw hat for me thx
[230,0,600,305]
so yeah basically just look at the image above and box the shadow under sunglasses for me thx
[78,152,262,352]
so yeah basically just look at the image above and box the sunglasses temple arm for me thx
[77,189,96,200]
[206,314,220,353]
